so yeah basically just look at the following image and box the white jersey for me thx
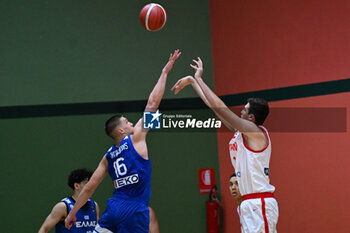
[229,126,275,195]
[237,206,243,232]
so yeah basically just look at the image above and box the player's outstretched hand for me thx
[64,213,76,230]
[171,75,194,95]
[190,57,203,79]
[162,49,181,73]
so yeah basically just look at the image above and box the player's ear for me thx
[117,128,124,134]
[248,114,255,123]
[74,182,79,190]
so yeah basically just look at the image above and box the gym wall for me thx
[0,1,218,233]
[209,0,350,232]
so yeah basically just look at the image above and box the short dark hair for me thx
[105,114,123,138]
[68,168,93,190]
[247,98,269,125]
[230,173,237,179]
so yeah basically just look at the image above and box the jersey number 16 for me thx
[113,158,127,178]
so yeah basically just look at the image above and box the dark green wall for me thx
[0,0,214,106]
[0,112,219,233]
[0,1,219,233]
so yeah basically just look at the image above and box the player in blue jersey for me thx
[65,49,181,233]
[38,168,100,233]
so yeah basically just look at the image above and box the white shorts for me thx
[240,193,279,233]
[93,224,113,233]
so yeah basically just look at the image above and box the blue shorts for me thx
[97,198,149,233]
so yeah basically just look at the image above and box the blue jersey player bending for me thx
[38,168,99,233]
[65,50,181,233]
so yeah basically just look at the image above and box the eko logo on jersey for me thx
[113,157,139,189]
[143,110,162,129]
[114,174,139,189]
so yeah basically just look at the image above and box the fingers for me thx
[190,64,197,69]
[169,49,181,61]
[173,50,181,59]
[65,221,71,229]
[190,59,201,69]
[194,58,202,67]
[170,80,181,91]
[170,80,185,95]
[191,57,202,67]
[65,216,76,229]
[174,86,183,95]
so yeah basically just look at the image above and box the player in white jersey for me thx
[171,58,278,233]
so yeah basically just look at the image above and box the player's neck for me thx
[71,193,79,201]
[114,134,127,146]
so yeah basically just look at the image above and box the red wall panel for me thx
[209,0,350,95]
[217,93,350,233]
[209,1,350,232]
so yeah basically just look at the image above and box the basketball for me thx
[139,3,167,31]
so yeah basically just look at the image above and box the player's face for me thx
[241,103,250,120]
[229,176,241,200]
[120,117,134,135]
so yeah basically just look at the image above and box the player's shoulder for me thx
[52,201,68,217]
[242,125,268,137]
[55,201,67,208]
[233,129,240,137]
[257,125,270,141]
[258,125,269,135]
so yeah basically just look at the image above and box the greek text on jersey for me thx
[76,220,96,228]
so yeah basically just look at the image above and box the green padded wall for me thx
[0,0,214,106]
[0,1,219,233]
[0,112,219,233]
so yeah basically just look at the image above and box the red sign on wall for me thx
[198,168,216,194]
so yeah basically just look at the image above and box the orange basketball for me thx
[139,3,167,31]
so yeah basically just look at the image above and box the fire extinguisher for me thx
[206,185,221,233]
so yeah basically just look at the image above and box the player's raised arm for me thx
[145,49,181,112]
[65,157,108,229]
[131,50,181,159]
[133,50,181,135]
[190,57,261,134]
[171,75,235,131]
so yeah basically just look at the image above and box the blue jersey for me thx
[105,135,152,205]
[55,197,97,233]
[97,136,152,233]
